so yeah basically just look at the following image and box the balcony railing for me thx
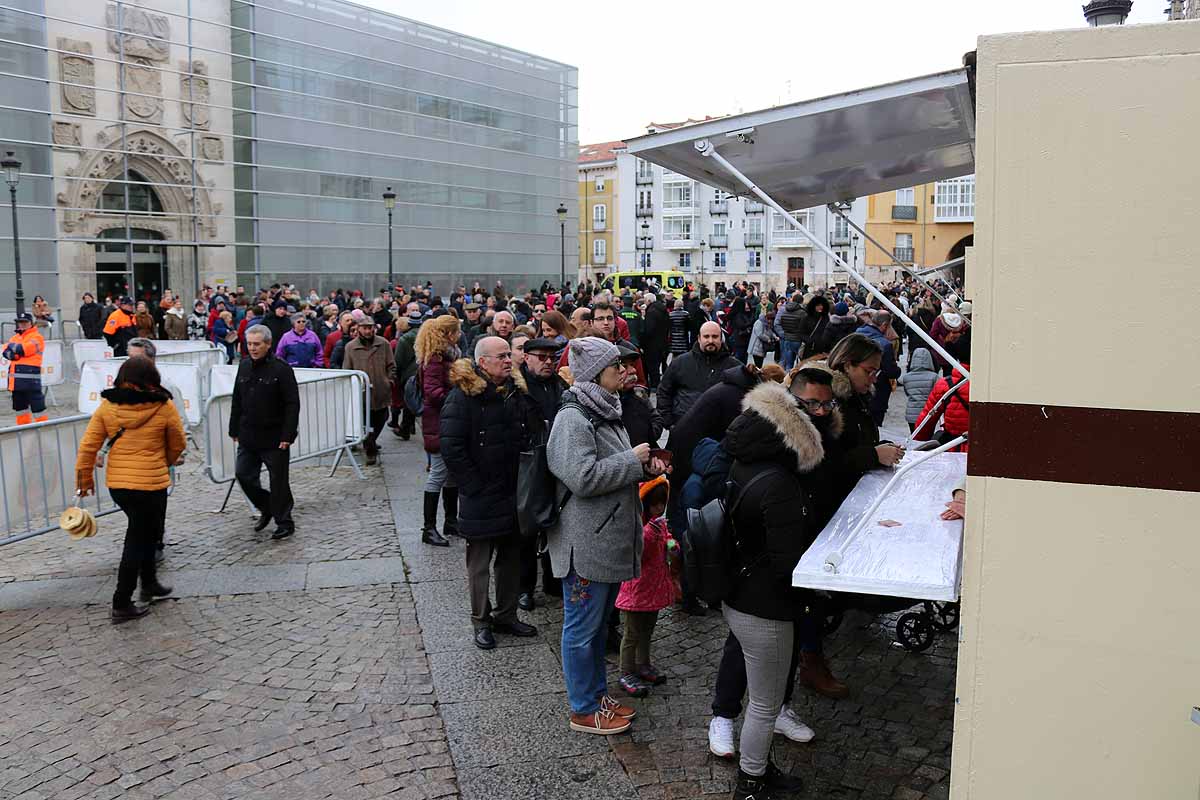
[829,234,850,246]
[662,200,697,214]
[708,234,728,248]
[592,219,606,232]
[771,230,810,247]
[635,205,653,217]
[892,205,918,221]
[637,236,653,250]
[744,201,764,213]
[662,233,696,248]
[893,247,915,263]
[592,252,607,265]
[709,200,728,215]
[635,171,653,185]
[744,232,764,247]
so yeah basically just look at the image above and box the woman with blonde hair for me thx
[415,314,462,547]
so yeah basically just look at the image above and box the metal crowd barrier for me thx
[0,414,122,547]
[0,319,57,342]
[60,319,85,342]
[202,370,371,511]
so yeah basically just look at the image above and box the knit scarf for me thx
[570,381,622,422]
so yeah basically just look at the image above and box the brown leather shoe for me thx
[569,709,631,735]
[600,694,637,719]
[798,652,849,698]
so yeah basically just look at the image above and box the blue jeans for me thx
[781,339,802,370]
[561,569,620,714]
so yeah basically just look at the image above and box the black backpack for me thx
[682,466,785,605]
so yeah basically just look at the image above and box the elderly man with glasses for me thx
[439,336,545,650]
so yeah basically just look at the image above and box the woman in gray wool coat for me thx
[546,337,669,737]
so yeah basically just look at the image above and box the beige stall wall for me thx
[954,21,1200,800]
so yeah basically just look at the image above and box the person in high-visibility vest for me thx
[4,312,46,425]
[102,295,137,357]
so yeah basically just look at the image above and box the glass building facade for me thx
[0,0,578,312]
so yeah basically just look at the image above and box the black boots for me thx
[731,763,804,799]
[441,487,459,538]
[421,491,449,547]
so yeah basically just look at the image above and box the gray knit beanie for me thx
[568,336,619,384]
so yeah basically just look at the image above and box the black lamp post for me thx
[640,220,650,274]
[382,186,396,292]
[556,203,567,289]
[2,151,24,317]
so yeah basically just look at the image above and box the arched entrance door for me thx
[94,172,168,303]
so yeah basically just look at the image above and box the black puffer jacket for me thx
[439,360,543,540]
[656,342,742,428]
[78,301,104,339]
[642,300,670,353]
[666,364,759,488]
[797,296,831,357]
[722,382,841,621]
[228,353,300,450]
[778,301,806,343]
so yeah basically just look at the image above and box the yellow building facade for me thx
[578,141,622,285]
[863,178,975,280]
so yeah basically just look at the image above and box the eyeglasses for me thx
[603,359,625,371]
[796,398,839,412]
[482,352,513,361]
[526,351,554,361]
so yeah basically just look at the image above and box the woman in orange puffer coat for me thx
[75,356,187,624]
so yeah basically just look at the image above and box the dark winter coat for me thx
[655,341,742,428]
[520,363,567,431]
[798,296,832,357]
[665,364,759,488]
[824,314,859,355]
[620,386,664,448]
[668,309,692,354]
[678,437,731,513]
[642,300,670,353]
[820,363,883,506]
[420,354,455,453]
[395,328,419,386]
[438,361,542,540]
[228,353,300,451]
[263,313,292,348]
[722,382,841,622]
[778,301,806,343]
[78,301,104,339]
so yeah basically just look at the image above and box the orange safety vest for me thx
[4,326,44,391]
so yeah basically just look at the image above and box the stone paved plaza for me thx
[1,389,956,800]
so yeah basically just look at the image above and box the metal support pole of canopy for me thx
[693,139,970,381]
[823,204,970,329]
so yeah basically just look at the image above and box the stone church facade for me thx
[46,0,233,305]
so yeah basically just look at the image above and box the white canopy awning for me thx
[625,68,975,210]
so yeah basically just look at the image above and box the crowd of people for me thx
[64,272,972,800]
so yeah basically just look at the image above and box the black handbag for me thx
[517,442,571,539]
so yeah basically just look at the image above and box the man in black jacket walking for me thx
[230,324,301,540]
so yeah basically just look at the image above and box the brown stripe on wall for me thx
[969,402,1200,492]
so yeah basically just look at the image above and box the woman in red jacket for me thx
[415,314,462,548]
[913,364,970,452]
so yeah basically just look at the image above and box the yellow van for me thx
[601,270,688,293]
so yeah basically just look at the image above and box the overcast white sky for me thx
[361,0,1165,144]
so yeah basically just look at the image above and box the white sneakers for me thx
[708,708,816,758]
[773,707,816,743]
[708,716,736,758]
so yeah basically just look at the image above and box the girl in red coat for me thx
[615,476,677,696]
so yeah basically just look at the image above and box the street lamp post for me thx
[556,203,567,290]
[382,186,396,292]
[2,152,24,317]
[640,220,649,275]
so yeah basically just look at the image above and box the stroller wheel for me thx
[896,612,934,652]
[822,611,844,636]
[923,601,959,632]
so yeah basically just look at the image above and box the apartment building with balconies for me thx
[578,141,622,279]
[614,123,865,292]
[864,176,975,282]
